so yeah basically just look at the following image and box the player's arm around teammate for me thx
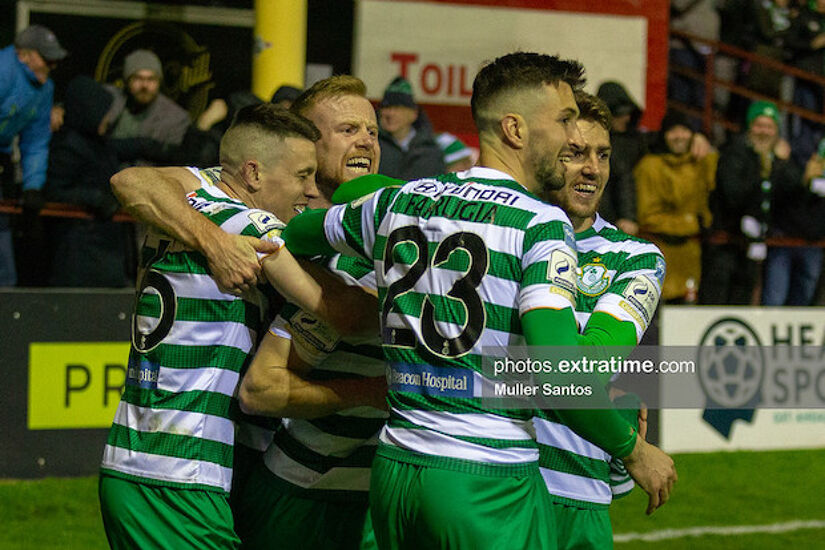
[111,165,279,293]
[258,229,379,337]
[239,323,387,418]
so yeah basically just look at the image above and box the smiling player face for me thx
[523,82,583,194]
[544,119,611,232]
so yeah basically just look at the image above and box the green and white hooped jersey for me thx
[262,254,387,498]
[534,215,664,508]
[101,168,285,494]
[184,167,283,454]
[324,167,579,473]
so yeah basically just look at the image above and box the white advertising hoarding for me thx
[660,307,825,453]
[353,0,648,107]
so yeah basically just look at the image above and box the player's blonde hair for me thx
[290,75,368,118]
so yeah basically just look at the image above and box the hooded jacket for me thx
[45,76,130,287]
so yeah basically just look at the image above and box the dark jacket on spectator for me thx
[710,133,801,237]
[786,6,825,75]
[378,111,445,181]
[45,76,131,287]
[701,133,809,304]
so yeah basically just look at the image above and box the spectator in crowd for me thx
[747,0,795,99]
[436,132,474,172]
[786,0,825,164]
[669,0,721,112]
[761,141,825,305]
[270,85,302,109]
[595,81,643,235]
[635,110,717,303]
[377,76,444,180]
[0,25,67,286]
[45,76,175,287]
[105,49,191,161]
[701,101,801,304]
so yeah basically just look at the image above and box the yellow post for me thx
[253,0,307,101]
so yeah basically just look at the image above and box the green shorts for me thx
[369,450,555,550]
[552,501,612,550]
[99,474,239,550]
[233,461,371,550]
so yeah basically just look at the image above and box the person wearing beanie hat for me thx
[436,132,475,172]
[378,76,445,179]
[706,99,825,306]
[634,110,717,302]
[120,49,164,109]
[0,25,68,285]
[104,48,191,160]
[746,100,781,129]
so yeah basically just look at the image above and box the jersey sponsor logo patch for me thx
[287,309,340,353]
[387,362,473,398]
[577,262,612,297]
[411,181,441,196]
[620,275,660,324]
[125,354,160,390]
[248,211,285,234]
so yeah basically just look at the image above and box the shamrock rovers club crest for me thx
[577,261,611,296]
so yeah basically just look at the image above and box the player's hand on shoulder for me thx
[206,233,280,294]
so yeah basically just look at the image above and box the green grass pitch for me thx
[0,449,822,549]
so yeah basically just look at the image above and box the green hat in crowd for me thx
[381,76,416,108]
[746,100,780,129]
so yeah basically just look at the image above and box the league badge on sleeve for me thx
[248,211,285,233]
[620,275,660,324]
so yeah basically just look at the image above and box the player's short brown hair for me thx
[574,91,612,132]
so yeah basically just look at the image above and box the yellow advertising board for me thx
[28,342,130,429]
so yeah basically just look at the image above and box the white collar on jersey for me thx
[591,214,617,233]
[455,166,518,183]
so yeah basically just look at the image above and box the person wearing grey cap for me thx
[105,48,191,158]
[377,76,444,180]
[0,24,67,286]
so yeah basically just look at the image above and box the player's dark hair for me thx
[231,102,320,142]
[471,52,586,131]
[574,91,612,132]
